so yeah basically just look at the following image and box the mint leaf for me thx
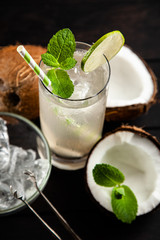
[92,164,125,187]
[41,53,59,68]
[47,69,74,98]
[47,28,76,63]
[111,185,138,223]
[114,187,125,199]
[60,57,77,70]
[41,28,77,98]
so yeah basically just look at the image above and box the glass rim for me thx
[39,41,111,102]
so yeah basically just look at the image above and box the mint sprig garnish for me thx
[47,69,74,99]
[41,28,77,98]
[41,53,60,68]
[92,164,138,223]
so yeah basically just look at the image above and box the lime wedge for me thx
[81,31,125,72]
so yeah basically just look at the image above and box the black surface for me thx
[0,1,160,239]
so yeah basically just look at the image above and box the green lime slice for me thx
[81,30,125,72]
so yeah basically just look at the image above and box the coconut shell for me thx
[105,45,158,122]
[106,125,160,148]
[0,45,46,119]
[85,125,160,219]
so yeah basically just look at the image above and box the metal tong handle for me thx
[24,170,82,240]
[10,187,62,240]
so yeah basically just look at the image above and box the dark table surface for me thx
[0,0,160,239]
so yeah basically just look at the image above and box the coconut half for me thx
[86,126,160,217]
[0,45,46,119]
[106,45,157,121]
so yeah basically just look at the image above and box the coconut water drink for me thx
[17,28,125,169]
[39,42,110,168]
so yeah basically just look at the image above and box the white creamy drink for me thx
[39,42,110,166]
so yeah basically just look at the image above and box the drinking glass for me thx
[39,42,110,170]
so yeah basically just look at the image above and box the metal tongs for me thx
[10,170,82,240]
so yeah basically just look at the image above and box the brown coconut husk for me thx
[0,45,46,119]
[105,125,160,148]
[105,45,158,122]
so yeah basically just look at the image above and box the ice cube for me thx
[23,149,36,169]
[8,145,23,176]
[34,158,49,184]
[0,182,15,209]
[71,81,90,99]
[9,146,37,194]
[0,118,10,172]
[11,178,25,199]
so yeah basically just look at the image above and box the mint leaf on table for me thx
[92,163,138,223]
[114,186,125,199]
[47,69,74,99]
[111,185,138,224]
[92,164,125,187]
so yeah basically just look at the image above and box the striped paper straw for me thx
[17,45,51,86]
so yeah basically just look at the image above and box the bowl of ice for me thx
[0,112,51,215]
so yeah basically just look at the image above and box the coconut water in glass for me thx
[39,42,110,170]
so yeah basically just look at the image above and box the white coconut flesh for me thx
[107,45,154,107]
[86,129,160,216]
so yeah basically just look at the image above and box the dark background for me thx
[0,0,160,239]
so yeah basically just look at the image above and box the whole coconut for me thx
[0,45,46,119]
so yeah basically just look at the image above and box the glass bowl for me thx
[0,112,51,215]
